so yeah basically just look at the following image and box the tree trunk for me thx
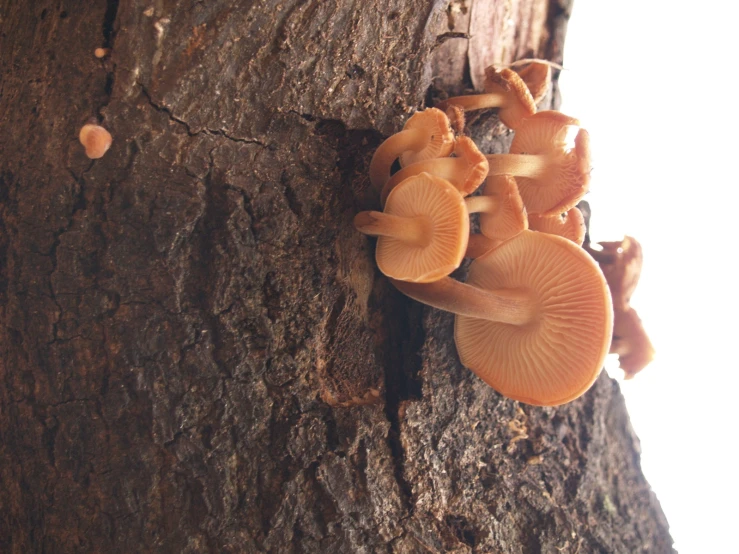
[0,1,673,552]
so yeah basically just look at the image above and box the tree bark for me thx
[0,1,673,552]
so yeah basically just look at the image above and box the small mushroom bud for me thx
[79,124,112,159]
[94,48,110,58]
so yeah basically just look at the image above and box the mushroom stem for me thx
[369,128,435,191]
[382,157,471,203]
[436,92,508,112]
[465,195,499,214]
[354,211,432,248]
[390,277,536,326]
[485,153,550,179]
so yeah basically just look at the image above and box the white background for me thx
[559,1,739,551]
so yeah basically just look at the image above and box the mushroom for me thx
[610,307,655,379]
[354,173,469,283]
[380,137,488,205]
[78,124,113,159]
[513,61,551,104]
[445,104,466,135]
[465,175,528,243]
[465,234,499,259]
[486,111,591,216]
[435,67,536,129]
[369,108,455,191]
[585,235,642,311]
[94,47,110,59]
[391,230,613,406]
[528,207,586,246]
[584,235,654,378]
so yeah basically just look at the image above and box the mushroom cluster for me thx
[356,61,615,406]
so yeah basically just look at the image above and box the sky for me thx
[558,1,739,551]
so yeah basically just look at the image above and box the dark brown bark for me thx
[0,1,673,552]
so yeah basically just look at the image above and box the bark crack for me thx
[138,83,270,148]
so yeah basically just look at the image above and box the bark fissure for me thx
[139,84,270,148]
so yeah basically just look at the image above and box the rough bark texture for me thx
[0,1,673,553]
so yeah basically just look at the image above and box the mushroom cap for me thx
[381,137,488,205]
[445,104,466,135]
[455,230,613,406]
[465,233,500,259]
[451,137,489,196]
[398,108,455,167]
[477,175,528,242]
[514,62,552,104]
[377,173,469,283]
[79,124,113,159]
[611,306,655,379]
[483,67,537,129]
[511,111,591,216]
[585,235,643,311]
[528,207,586,246]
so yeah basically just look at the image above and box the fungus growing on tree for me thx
[369,108,454,191]
[585,235,654,377]
[586,235,642,311]
[354,173,469,283]
[391,230,613,405]
[528,207,586,246]
[435,67,537,129]
[465,175,528,243]
[610,307,655,380]
[514,61,551,104]
[486,111,591,216]
[78,124,113,159]
[380,137,488,204]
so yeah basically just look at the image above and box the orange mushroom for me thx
[355,173,469,283]
[435,67,537,129]
[465,234,499,259]
[513,61,551,104]
[391,230,613,406]
[465,175,528,243]
[369,108,454,191]
[610,307,655,379]
[486,111,591,216]
[585,235,654,378]
[528,207,586,246]
[585,235,643,311]
[79,124,112,159]
[380,137,488,205]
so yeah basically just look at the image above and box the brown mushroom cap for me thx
[466,175,528,243]
[455,230,612,405]
[357,173,469,283]
[487,111,591,216]
[610,306,655,379]
[528,207,586,246]
[381,137,488,205]
[514,62,551,104]
[79,124,113,159]
[369,108,454,191]
[585,235,643,311]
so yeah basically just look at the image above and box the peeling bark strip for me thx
[0,1,673,553]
